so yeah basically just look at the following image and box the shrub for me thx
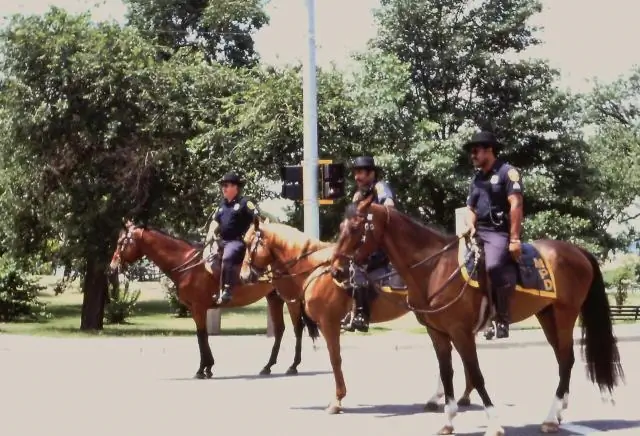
[0,258,48,322]
[104,279,141,324]
[161,276,189,318]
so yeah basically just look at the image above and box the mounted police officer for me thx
[208,172,261,305]
[463,131,524,339]
[342,156,405,333]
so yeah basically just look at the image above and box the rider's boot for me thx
[351,286,369,333]
[494,284,513,339]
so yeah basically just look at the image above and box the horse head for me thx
[110,219,146,274]
[240,217,273,284]
[331,192,389,276]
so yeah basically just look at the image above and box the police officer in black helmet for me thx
[209,172,261,305]
[342,156,404,332]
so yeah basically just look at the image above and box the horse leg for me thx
[192,307,215,379]
[539,306,577,434]
[424,352,474,411]
[451,331,503,436]
[259,290,286,376]
[426,328,458,435]
[320,318,346,414]
[285,299,304,375]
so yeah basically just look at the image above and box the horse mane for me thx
[372,204,456,244]
[263,222,333,253]
[143,226,205,250]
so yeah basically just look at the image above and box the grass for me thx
[1,276,638,338]
[0,275,272,338]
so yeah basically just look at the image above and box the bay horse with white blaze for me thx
[239,220,477,414]
[331,193,624,435]
[109,220,317,378]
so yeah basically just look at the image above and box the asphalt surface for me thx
[1,326,638,436]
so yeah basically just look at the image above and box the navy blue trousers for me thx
[220,240,246,288]
[476,228,517,290]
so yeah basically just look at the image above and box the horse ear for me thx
[253,215,260,231]
[357,192,374,213]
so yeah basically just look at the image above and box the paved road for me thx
[1,329,638,436]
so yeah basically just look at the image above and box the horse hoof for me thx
[194,372,205,380]
[285,367,298,375]
[325,405,342,415]
[259,367,271,376]
[424,401,439,412]
[204,369,213,379]
[484,429,505,436]
[541,422,559,433]
[457,396,471,407]
[437,425,454,435]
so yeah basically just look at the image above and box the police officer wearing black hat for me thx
[342,156,404,332]
[463,131,524,339]
[209,172,261,304]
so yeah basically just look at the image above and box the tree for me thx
[192,64,365,240]
[0,8,223,329]
[348,0,614,253]
[583,66,640,250]
[125,0,268,67]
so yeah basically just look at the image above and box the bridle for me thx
[334,202,480,316]
[243,229,332,282]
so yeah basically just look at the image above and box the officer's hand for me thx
[509,240,522,261]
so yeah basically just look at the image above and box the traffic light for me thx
[320,162,346,200]
[280,165,303,201]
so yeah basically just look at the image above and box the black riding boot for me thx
[217,264,235,304]
[351,286,369,333]
[494,284,513,338]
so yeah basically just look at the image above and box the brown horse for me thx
[109,220,317,379]
[331,194,624,435]
[238,221,476,414]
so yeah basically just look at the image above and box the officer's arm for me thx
[465,184,478,232]
[376,182,396,208]
[244,199,261,227]
[209,208,222,238]
[505,167,524,242]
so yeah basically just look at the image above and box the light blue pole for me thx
[302,0,320,238]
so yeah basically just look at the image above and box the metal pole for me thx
[302,0,320,238]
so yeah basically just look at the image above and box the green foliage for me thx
[0,257,48,322]
[160,276,189,318]
[104,279,141,324]
[125,0,268,67]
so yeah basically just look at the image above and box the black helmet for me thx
[351,156,378,171]
[218,172,245,186]
[462,131,504,154]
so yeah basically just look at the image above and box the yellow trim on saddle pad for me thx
[379,286,409,297]
[457,239,557,299]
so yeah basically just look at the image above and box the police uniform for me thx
[213,172,260,304]
[343,156,403,333]
[463,132,524,338]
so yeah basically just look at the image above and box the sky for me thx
[1,0,639,227]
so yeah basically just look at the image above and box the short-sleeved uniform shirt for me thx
[214,196,259,241]
[466,161,523,232]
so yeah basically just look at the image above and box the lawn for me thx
[0,276,273,337]
[1,276,638,338]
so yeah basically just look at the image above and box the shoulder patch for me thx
[246,201,255,210]
[507,168,520,182]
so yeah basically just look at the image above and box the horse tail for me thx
[300,301,320,342]
[578,247,625,393]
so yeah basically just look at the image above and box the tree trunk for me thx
[80,255,109,330]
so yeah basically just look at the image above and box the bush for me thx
[104,279,141,324]
[604,260,639,306]
[161,276,189,318]
[0,258,48,322]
